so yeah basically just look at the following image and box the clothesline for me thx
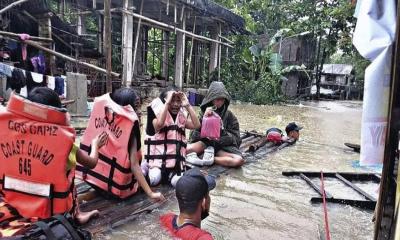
[0,62,67,98]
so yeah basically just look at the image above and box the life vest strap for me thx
[145,154,185,161]
[159,125,185,136]
[76,165,136,191]
[80,144,132,174]
[144,139,187,148]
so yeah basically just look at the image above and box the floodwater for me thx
[91,100,379,240]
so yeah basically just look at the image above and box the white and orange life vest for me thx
[144,98,187,173]
[0,93,76,219]
[76,93,139,199]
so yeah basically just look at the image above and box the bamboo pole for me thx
[104,0,112,92]
[0,0,30,15]
[0,30,53,42]
[186,16,196,87]
[219,35,234,44]
[4,37,120,76]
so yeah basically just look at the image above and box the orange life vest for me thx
[76,93,139,199]
[0,93,76,219]
[144,98,187,174]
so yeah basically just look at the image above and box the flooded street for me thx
[93,100,378,240]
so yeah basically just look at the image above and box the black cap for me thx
[285,122,303,134]
[176,168,216,204]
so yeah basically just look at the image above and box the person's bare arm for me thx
[129,137,165,202]
[179,92,200,130]
[76,132,108,169]
[153,91,174,132]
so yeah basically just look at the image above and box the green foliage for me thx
[213,0,359,104]
[219,35,284,104]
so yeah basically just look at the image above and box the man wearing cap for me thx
[160,168,216,240]
[265,122,302,147]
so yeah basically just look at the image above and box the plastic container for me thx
[188,91,196,106]
[200,113,221,140]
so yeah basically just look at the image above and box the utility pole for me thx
[104,0,112,92]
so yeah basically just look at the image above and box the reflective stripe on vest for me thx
[0,93,76,219]
[76,93,139,199]
[144,98,187,171]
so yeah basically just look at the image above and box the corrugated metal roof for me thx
[322,64,353,75]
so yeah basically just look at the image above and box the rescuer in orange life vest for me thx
[77,88,165,201]
[0,87,108,226]
[142,87,201,187]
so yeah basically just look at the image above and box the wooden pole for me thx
[217,24,222,81]
[0,30,53,42]
[174,8,185,89]
[132,0,144,79]
[122,0,134,86]
[104,0,112,92]
[0,0,29,15]
[186,17,196,87]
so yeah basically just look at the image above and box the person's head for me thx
[28,87,62,108]
[285,122,302,140]
[176,168,216,220]
[111,87,141,117]
[212,97,225,109]
[160,86,182,115]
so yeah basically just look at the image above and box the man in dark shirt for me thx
[160,168,216,240]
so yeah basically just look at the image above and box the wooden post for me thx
[174,8,185,89]
[217,24,222,81]
[132,0,144,80]
[209,27,219,74]
[97,14,103,54]
[104,0,112,92]
[122,0,134,86]
[38,16,54,75]
[77,11,86,35]
[162,31,170,82]
[186,16,196,87]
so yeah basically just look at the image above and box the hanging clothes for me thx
[30,54,46,74]
[6,68,26,93]
[54,76,65,96]
[0,63,12,77]
[25,71,46,93]
[18,34,30,61]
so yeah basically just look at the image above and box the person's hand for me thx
[149,191,165,202]
[165,91,175,105]
[179,92,190,108]
[92,132,108,150]
[205,107,213,117]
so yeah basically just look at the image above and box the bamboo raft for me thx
[77,130,291,235]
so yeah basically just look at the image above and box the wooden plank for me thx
[311,197,376,210]
[335,173,376,201]
[283,171,381,182]
[299,173,333,198]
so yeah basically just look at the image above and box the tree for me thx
[214,0,358,103]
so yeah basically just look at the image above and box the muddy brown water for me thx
[75,101,378,240]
